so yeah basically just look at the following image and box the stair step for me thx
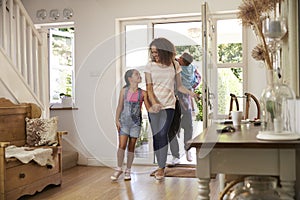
[62,150,78,171]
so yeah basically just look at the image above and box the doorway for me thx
[121,18,203,164]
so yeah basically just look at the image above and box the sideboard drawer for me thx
[6,155,60,191]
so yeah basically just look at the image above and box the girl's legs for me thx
[126,137,137,169]
[124,137,137,180]
[117,134,129,169]
[111,134,128,180]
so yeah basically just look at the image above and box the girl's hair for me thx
[123,69,135,88]
[149,37,176,66]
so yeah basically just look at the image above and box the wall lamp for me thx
[36,8,73,21]
[36,9,47,20]
[63,8,73,19]
[49,9,60,21]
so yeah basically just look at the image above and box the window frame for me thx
[35,23,76,106]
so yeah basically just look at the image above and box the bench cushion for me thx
[25,117,58,147]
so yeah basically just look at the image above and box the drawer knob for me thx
[19,173,26,179]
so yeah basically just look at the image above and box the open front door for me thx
[201,2,217,128]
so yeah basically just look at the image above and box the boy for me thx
[169,52,195,164]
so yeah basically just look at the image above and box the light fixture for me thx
[188,28,201,38]
[63,8,73,20]
[36,8,73,21]
[36,9,47,21]
[49,9,60,21]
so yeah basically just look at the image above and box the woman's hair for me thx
[123,69,135,88]
[149,37,176,66]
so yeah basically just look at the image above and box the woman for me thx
[145,37,198,180]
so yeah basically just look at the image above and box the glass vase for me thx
[260,69,296,134]
[229,176,280,200]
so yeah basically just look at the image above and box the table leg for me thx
[279,149,296,200]
[198,178,210,200]
[219,173,225,191]
[280,180,295,200]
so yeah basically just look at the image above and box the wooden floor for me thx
[19,165,220,200]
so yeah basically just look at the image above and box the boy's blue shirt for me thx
[181,64,195,90]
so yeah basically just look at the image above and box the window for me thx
[215,18,245,117]
[154,21,202,63]
[49,27,75,103]
[125,25,148,71]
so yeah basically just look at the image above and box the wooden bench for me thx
[0,98,67,199]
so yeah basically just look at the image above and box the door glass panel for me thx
[218,68,243,115]
[216,19,244,117]
[217,19,243,64]
[154,22,201,46]
[154,22,202,69]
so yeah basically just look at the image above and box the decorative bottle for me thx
[260,69,296,134]
[229,176,280,200]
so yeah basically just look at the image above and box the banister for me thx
[13,0,42,44]
[0,0,48,115]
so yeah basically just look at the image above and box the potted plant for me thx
[59,93,72,107]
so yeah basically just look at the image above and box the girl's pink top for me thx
[126,89,144,107]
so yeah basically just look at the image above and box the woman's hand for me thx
[150,103,162,113]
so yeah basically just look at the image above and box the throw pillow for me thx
[25,116,58,147]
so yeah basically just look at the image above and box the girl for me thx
[111,69,151,181]
[145,37,198,180]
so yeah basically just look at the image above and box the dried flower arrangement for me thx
[237,0,284,70]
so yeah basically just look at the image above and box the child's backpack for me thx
[192,68,201,89]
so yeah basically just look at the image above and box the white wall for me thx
[21,0,268,167]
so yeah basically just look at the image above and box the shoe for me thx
[171,157,180,165]
[124,169,131,181]
[110,169,123,181]
[154,168,165,180]
[186,150,192,162]
[192,111,196,116]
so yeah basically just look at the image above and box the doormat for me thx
[150,164,196,178]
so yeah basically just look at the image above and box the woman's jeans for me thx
[148,109,174,168]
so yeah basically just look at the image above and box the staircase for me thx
[62,151,79,171]
[61,138,79,170]
[0,0,49,116]
[0,0,78,170]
